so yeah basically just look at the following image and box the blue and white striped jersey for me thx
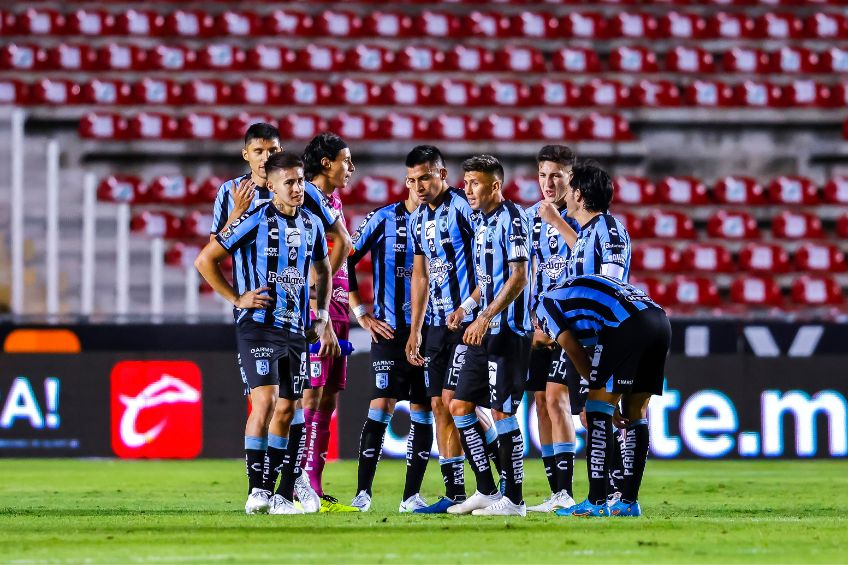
[410,188,478,327]
[568,213,631,282]
[349,201,415,330]
[535,275,661,347]
[526,201,581,309]
[215,203,327,335]
[473,200,532,337]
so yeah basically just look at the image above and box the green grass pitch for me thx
[0,459,845,563]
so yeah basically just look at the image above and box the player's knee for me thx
[370,398,394,413]
[448,399,473,417]
[546,390,571,417]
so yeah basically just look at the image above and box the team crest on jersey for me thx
[376,372,389,390]
[220,226,234,239]
[268,267,306,295]
[439,217,449,232]
[285,228,302,247]
[429,257,453,285]
[540,254,568,279]
[256,359,270,376]
[549,236,559,248]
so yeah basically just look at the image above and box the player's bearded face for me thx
[242,139,282,182]
[538,161,572,205]
[405,164,445,204]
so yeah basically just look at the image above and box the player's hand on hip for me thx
[405,332,424,367]
[446,308,465,332]
[234,287,272,309]
[359,313,394,342]
[306,319,326,344]
[232,177,256,215]
[463,316,489,347]
[318,321,341,357]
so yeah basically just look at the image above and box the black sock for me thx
[244,435,267,494]
[453,414,497,496]
[403,412,433,501]
[484,427,503,480]
[495,417,524,505]
[277,422,305,500]
[608,427,625,495]
[356,410,390,495]
[541,445,557,493]
[585,401,614,505]
[553,442,575,497]
[440,456,466,501]
[621,420,650,503]
[263,433,288,492]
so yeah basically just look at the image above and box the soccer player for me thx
[300,132,359,512]
[209,123,351,512]
[535,275,671,517]
[195,152,332,515]
[345,184,434,513]
[446,155,532,517]
[404,145,479,514]
[524,145,583,513]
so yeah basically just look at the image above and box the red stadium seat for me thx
[377,113,428,140]
[198,44,245,71]
[245,45,293,71]
[1,44,44,71]
[328,113,377,140]
[820,47,848,74]
[684,80,735,107]
[431,114,476,141]
[707,12,756,39]
[264,10,311,37]
[551,47,601,73]
[739,243,791,274]
[229,79,277,106]
[782,80,828,108]
[724,47,771,73]
[66,9,110,36]
[659,11,707,39]
[346,44,394,72]
[14,9,63,35]
[756,12,804,39]
[680,243,733,273]
[278,114,327,140]
[666,46,714,73]
[445,45,493,73]
[332,79,381,106]
[838,214,848,239]
[526,114,579,141]
[824,176,848,204]
[113,9,155,36]
[771,211,824,239]
[45,43,97,71]
[227,114,274,141]
[713,176,766,205]
[315,10,363,37]
[0,80,29,105]
[480,80,530,106]
[771,46,819,74]
[280,79,327,106]
[641,210,696,239]
[216,11,260,37]
[127,112,180,140]
[706,210,761,239]
[496,46,546,72]
[430,80,481,107]
[609,46,659,73]
[791,276,844,306]
[97,176,143,204]
[30,79,80,105]
[529,81,582,107]
[795,243,847,273]
[478,114,529,141]
[345,176,404,205]
[614,211,642,239]
[182,79,229,105]
[512,12,557,38]
[629,277,667,306]
[363,12,413,38]
[768,176,820,205]
[632,244,681,272]
[583,79,629,107]
[98,43,145,71]
[165,243,202,268]
[561,12,607,39]
[731,276,783,307]
[657,176,710,205]
[413,11,457,38]
[503,176,541,205]
[148,176,194,204]
[613,176,657,205]
[133,78,182,105]
[805,12,848,40]
[381,80,428,106]
[464,12,510,38]
[578,113,633,141]
[181,212,212,239]
[397,45,445,72]
[666,276,721,307]
[80,79,132,105]
[631,80,682,107]
[131,211,183,239]
[609,12,658,39]
[298,44,345,72]
[148,44,195,71]
[79,112,126,140]
[158,10,215,37]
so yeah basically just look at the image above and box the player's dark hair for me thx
[405,145,446,169]
[461,154,504,182]
[302,132,348,181]
[244,122,280,146]
[265,152,303,176]
[570,161,614,213]
[536,144,576,167]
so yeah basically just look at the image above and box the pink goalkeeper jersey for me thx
[326,190,349,322]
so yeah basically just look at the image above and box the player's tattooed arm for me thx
[463,261,528,347]
[325,220,353,276]
[194,240,271,309]
[538,202,578,248]
[405,254,429,366]
[309,256,340,356]
[557,329,592,379]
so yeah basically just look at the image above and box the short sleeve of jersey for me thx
[312,219,328,261]
[409,209,424,255]
[453,196,478,239]
[351,207,385,262]
[505,208,530,262]
[210,181,233,235]
[303,181,340,229]
[598,217,629,268]
[215,207,262,253]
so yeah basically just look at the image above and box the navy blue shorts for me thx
[526,346,588,415]
[235,319,309,400]
[454,331,531,415]
[370,327,428,405]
